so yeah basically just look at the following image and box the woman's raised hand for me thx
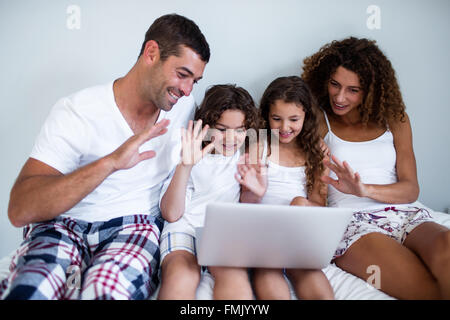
[181,119,215,167]
[322,154,367,197]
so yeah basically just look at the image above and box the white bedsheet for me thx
[1,210,449,300]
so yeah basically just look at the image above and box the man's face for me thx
[145,45,206,112]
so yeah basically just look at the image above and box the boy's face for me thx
[210,109,247,157]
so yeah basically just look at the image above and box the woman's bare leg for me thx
[403,222,450,299]
[334,232,440,299]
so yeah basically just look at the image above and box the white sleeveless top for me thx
[323,111,398,209]
[260,140,308,205]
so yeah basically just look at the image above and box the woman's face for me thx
[210,109,247,156]
[268,99,305,145]
[327,66,364,117]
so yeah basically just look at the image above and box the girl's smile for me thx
[269,99,305,145]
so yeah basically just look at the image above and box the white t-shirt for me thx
[161,151,241,234]
[259,140,308,205]
[30,81,195,222]
[260,160,307,205]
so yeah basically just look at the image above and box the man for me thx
[1,14,209,300]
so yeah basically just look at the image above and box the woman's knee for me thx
[334,232,441,299]
[429,230,450,274]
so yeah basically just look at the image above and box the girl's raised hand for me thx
[181,119,215,167]
[322,154,367,197]
[320,139,331,159]
[235,153,267,198]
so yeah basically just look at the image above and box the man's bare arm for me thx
[8,157,115,227]
[8,119,169,227]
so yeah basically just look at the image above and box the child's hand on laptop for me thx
[235,153,267,198]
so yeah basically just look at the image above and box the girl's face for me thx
[327,66,364,117]
[210,109,247,156]
[269,99,305,145]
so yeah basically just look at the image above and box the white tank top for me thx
[323,111,398,209]
[260,141,308,205]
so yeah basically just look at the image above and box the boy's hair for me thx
[139,14,210,63]
[259,76,324,195]
[195,84,259,130]
[302,37,405,128]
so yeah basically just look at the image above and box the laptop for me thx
[196,202,353,269]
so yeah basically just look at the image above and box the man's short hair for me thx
[139,14,210,63]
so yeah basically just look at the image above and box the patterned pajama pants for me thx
[0,213,163,300]
[333,205,433,259]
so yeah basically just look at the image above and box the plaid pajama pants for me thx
[0,212,163,300]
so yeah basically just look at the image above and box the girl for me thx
[240,76,334,299]
[302,37,450,299]
[157,84,260,300]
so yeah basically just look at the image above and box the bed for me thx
[1,207,449,300]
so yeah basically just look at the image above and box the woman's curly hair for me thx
[301,37,406,128]
[260,76,324,196]
[195,84,260,148]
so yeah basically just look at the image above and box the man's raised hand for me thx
[107,119,170,171]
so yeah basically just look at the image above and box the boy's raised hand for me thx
[181,119,215,167]
[235,153,268,198]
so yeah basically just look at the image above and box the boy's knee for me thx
[158,251,201,299]
[161,251,200,285]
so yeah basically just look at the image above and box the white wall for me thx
[1,0,449,257]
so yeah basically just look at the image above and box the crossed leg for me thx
[402,222,450,299]
[334,231,442,299]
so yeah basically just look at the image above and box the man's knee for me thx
[81,257,155,300]
[4,261,69,300]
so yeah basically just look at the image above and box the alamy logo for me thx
[66,5,81,30]
[366,264,381,290]
[367,5,381,30]
[66,265,82,290]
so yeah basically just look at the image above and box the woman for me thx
[302,37,450,299]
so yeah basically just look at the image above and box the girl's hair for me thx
[301,37,406,128]
[195,84,260,149]
[259,76,324,195]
